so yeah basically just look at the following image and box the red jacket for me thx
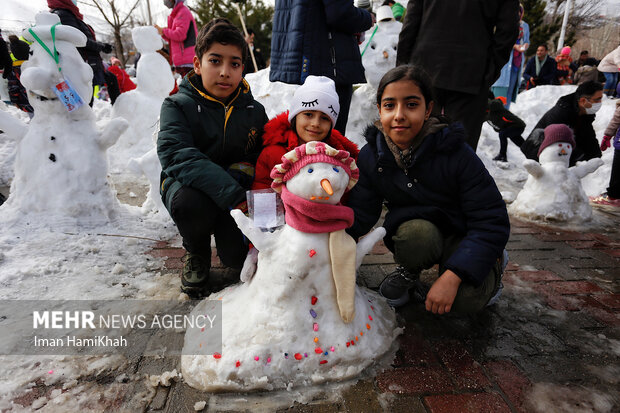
[107,65,136,93]
[252,111,360,190]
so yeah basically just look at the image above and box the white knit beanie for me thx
[288,76,340,127]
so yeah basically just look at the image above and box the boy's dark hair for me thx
[538,43,548,51]
[195,18,248,62]
[382,0,395,5]
[575,80,603,98]
[376,65,434,108]
[580,50,589,56]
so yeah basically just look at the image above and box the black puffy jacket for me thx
[346,122,510,286]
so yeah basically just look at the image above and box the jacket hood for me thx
[263,111,360,157]
[363,118,465,160]
[179,70,253,106]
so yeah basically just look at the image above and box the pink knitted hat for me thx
[538,124,576,157]
[270,141,359,193]
[560,46,571,57]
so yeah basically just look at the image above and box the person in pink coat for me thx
[155,0,198,78]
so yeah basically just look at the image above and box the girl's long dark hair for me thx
[376,65,435,108]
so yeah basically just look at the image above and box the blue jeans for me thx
[603,72,618,96]
[506,64,521,109]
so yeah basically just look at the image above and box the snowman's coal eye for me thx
[307,168,313,173]
[370,43,376,50]
[29,50,33,56]
[333,167,339,172]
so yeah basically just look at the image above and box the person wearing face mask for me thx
[521,80,603,166]
[154,0,197,79]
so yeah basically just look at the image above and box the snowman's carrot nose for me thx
[560,148,567,155]
[321,179,334,196]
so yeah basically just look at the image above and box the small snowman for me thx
[181,141,398,392]
[509,124,603,222]
[346,7,402,146]
[0,12,127,223]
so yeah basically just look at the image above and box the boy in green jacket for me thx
[157,18,268,298]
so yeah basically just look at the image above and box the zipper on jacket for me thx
[328,32,337,78]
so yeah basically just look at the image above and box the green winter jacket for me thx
[158,71,268,211]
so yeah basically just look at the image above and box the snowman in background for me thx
[346,6,402,146]
[112,26,175,215]
[0,12,127,224]
[509,124,604,222]
[181,142,398,392]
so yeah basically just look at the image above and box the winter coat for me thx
[269,0,373,86]
[573,64,599,85]
[0,34,12,79]
[252,111,360,190]
[492,20,530,90]
[8,37,30,61]
[598,46,620,73]
[158,72,268,211]
[162,2,197,67]
[521,92,601,166]
[486,99,526,132]
[396,0,520,95]
[107,65,136,93]
[604,100,620,138]
[346,122,510,287]
[522,55,557,87]
[50,8,107,87]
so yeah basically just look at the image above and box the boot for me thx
[181,252,210,298]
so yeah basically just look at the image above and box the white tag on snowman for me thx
[53,78,84,112]
[247,189,285,229]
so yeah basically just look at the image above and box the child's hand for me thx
[425,270,461,314]
[601,136,612,151]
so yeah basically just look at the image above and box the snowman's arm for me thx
[355,227,387,270]
[571,158,604,179]
[97,118,129,149]
[0,110,27,141]
[523,159,544,178]
[230,209,275,250]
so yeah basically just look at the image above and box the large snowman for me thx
[0,12,127,224]
[181,142,398,391]
[346,7,402,146]
[509,124,603,222]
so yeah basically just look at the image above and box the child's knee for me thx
[392,219,443,271]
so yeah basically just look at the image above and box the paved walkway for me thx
[139,207,619,413]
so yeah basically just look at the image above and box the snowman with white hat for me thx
[0,12,127,224]
[509,124,604,222]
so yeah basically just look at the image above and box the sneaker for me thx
[181,252,210,298]
[487,249,509,307]
[379,266,420,307]
[590,193,620,207]
[493,154,507,162]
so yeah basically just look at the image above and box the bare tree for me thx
[81,0,142,66]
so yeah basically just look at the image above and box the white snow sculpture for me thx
[128,146,167,216]
[110,26,174,172]
[346,18,402,147]
[0,12,127,222]
[181,142,398,391]
[509,127,603,222]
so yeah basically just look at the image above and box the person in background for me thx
[555,46,577,85]
[270,0,373,135]
[591,83,620,207]
[48,0,113,101]
[577,50,592,68]
[0,30,12,82]
[242,28,266,77]
[521,80,603,166]
[107,56,136,94]
[155,0,198,79]
[522,44,557,89]
[573,57,600,85]
[491,3,529,109]
[486,95,526,162]
[396,0,520,150]
[5,34,33,114]
[598,45,620,98]
[382,0,406,21]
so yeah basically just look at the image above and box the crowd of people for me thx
[1,0,619,315]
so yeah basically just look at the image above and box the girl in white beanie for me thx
[252,75,359,190]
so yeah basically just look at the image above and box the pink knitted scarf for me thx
[280,186,354,233]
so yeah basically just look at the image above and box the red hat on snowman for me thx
[538,124,576,157]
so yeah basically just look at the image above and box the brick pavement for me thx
[137,211,619,413]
